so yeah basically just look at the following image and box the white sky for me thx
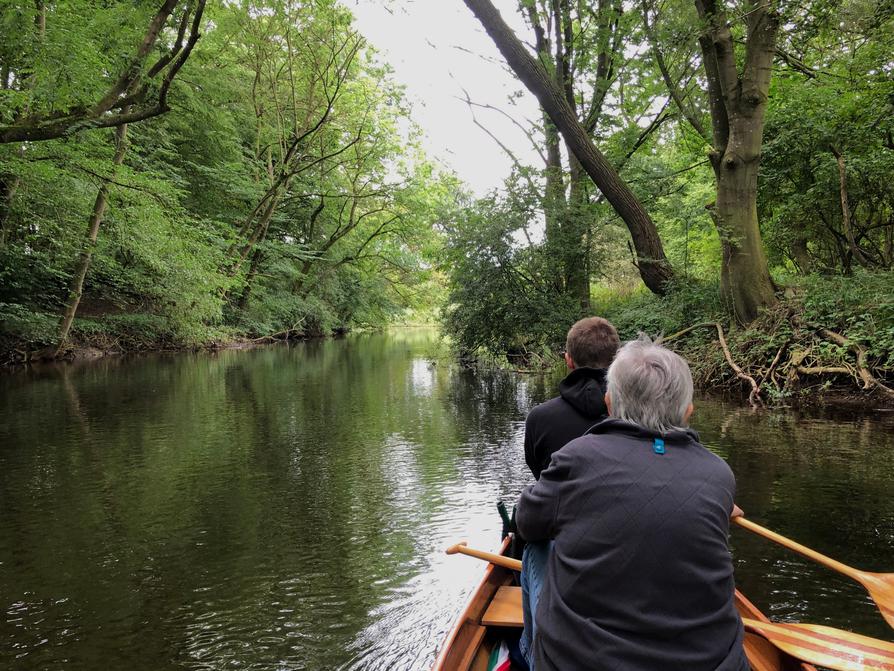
[346,0,543,196]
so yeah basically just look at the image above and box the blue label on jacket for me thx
[653,438,665,455]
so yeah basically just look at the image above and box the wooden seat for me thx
[481,585,524,627]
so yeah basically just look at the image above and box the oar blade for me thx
[861,573,894,632]
[742,618,894,671]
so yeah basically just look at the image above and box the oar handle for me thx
[446,541,523,571]
[733,516,858,580]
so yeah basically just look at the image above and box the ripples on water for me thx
[1,329,893,670]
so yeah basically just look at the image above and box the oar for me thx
[446,541,521,571]
[446,542,894,670]
[734,516,894,630]
[742,618,894,671]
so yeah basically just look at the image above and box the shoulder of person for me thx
[690,439,737,478]
[525,395,565,421]
[550,432,614,462]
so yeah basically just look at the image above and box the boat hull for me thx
[433,538,815,671]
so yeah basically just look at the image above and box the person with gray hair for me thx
[605,334,695,434]
[515,336,748,671]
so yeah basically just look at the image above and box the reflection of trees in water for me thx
[694,398,894,639]
[8,339,891,665]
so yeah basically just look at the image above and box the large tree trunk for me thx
[54,123,129,355]
[463,0,674,295]
[712,156,776,322]
[695,0,778,323]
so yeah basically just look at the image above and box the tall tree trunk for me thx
[525,4,565,292]
[695,0,778,323]
[237,248,264,310]
[711,156,776,322]
[884,220,893,268]
[543,117,565,276]
[55,123,129,355]
[789,223,812,274]
[0,171,20,246]
[463,0,674,295]
[830,145,871,269]
[565,166,591,311]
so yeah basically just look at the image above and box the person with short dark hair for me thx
[516,337,748,671]
[518,316,620,668]
[524,316,620,479]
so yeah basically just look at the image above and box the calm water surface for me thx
[1,329,893,670]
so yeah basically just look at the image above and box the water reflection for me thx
[1,330,893,670]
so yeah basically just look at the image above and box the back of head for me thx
[606,336,694,434]
[565,317,620,369]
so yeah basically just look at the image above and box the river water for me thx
[1,329,892,670]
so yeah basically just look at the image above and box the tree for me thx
[693,0,779,323]
[54,122,130,354]
[0,0,207,143]
[758,2,894,274]
[0,0,451,356]
[518,0,636,311]
[462,0,674,295]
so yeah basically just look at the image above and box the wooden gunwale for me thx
[433,537,512,670]
[432,537,816,671]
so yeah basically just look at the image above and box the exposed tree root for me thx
[796,365,852,375]
[662,312,893,406]
[250,319,307,344]
[664,322,763,408]
[818,328,894,399]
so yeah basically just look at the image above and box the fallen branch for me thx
[252,319,306,343]
[796,365,852,376]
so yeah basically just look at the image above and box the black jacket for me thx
[516,419,748,671]
[524,367,609,479]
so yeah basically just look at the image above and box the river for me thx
[1,329,892,670]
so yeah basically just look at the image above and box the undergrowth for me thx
[599,271,894,404]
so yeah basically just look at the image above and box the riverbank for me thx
[598,271,894,408]
[3,271,892,409]
[0,311,328,367]
[0,310,439,367]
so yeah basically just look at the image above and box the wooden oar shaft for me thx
[734,517,857,579]
[445,542,522,571]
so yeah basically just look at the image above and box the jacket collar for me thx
[586,417,700,443]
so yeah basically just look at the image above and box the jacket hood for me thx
[558,367,609,419]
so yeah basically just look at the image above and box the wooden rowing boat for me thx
[433,537,817,671]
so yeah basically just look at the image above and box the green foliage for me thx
[441,187,582,360]
[599,279,725,340]
[0,0,449,357]
[759,2,894,273]
[0,302,58,344]
[800,271,894,367]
